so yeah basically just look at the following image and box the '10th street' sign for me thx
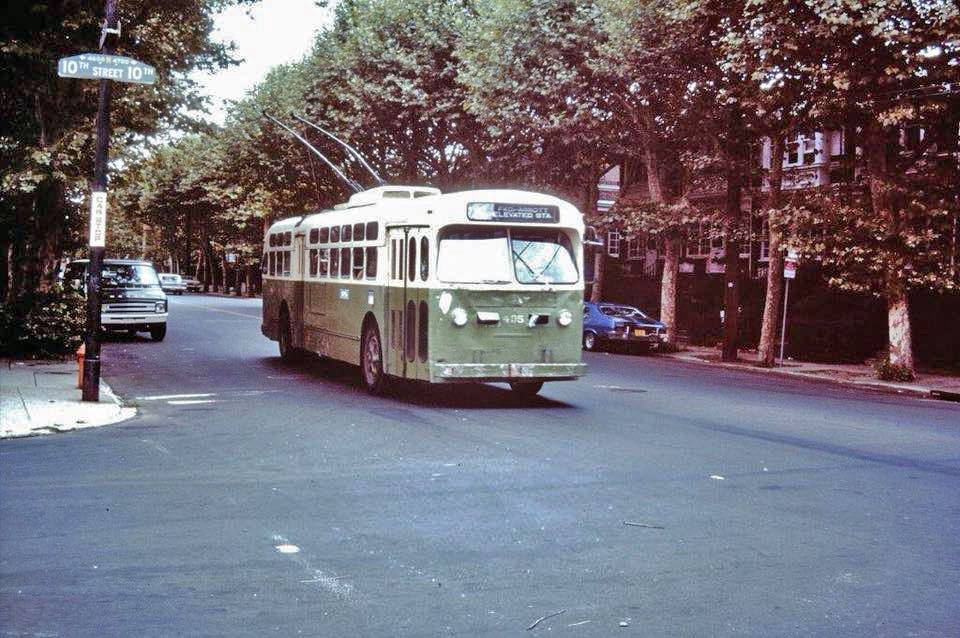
[58,53,155,84]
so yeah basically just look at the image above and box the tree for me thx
[781,0,960,377]
[0,0,252,303]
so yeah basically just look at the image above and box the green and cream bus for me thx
[261,185,587,395]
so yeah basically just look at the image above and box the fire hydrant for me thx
[76,342,85,389]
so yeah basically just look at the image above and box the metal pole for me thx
[779,277,790,364]
[82,0,117,402]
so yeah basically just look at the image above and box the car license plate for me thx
[633,329,646,337]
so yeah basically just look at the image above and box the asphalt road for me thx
[2,294,959,637]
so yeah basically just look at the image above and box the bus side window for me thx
[318,248,329,277]
[420,236,429,280]
[408,237,417,281]
[319,227,329,243]
[309,249,318,277]
[365,246,377,278]
[309,228,319,244]
[352,247,364,279]
[341,224,352,242]
[366,221,378,241]
[284,232,291,246]
[331,226,340,243]
[261,254,267,274]
[353,222,364,242]
[269,251,276,276]
[283,250,291,276]
[330,248,340,277]
[340,247,350,278]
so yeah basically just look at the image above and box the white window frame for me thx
[607,230,621,258]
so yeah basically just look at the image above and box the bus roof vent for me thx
[335,186,441,209]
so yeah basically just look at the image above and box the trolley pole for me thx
[81,0,118,402]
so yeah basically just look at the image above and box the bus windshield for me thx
[437,226,578,284]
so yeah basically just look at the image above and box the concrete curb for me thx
[662,352,948,401]
[0,360,137,439]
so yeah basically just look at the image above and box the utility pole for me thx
[60,2,153,400]
[81,0,118,402]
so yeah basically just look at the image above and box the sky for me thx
[193,0,335,124]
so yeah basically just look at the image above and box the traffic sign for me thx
[783,249,798,279]
[58,53,155,84]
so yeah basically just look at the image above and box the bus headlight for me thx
[451,307,468,327]
[557,309,573,326]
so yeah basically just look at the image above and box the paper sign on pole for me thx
[89,192,107,247]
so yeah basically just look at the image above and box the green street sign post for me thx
[58,0,155,402]
[58,53,155,85]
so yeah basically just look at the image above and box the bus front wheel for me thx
[278,308,297,362]
[509,381,543,396]
[361,323,388,394]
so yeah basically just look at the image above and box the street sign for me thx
[783,250,798,279]
[89,192,107,247]
[58,53,155,84]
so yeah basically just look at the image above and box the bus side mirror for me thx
[583,226,604,247]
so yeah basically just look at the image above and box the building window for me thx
[786,132,817,166]
[759,217,770,262]
[606,230,620,258]
[627,238,643,261]
[686,223,712,258]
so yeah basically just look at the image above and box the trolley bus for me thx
[261,185,587,395]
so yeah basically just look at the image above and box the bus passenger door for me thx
[386,228,407,378]
[403,229,429,381]
[386,226,430,381]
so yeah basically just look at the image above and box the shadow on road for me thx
[258,355,578,411]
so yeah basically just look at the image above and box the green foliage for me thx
[0,288,86,359]
[874,356,916,383]
[1,0,254,299]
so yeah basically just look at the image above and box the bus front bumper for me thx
[432,362,586,383]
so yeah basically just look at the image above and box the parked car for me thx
[582,301,667,352]
[64,259,168,341]
[182,276,202,292]
[158,273,186,295]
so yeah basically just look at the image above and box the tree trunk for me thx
[885,270,914,372]
[866,117,916,375]
[758,134,786,366]
[641,136,681,346]
[721,110,745,362]
[590,251,605,302]
[0,239,9,302]
[660,234,680,345]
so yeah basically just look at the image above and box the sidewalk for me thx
[664,345,960,402]
[0,359,135,439]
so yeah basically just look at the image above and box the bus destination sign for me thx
[467,202,560,223]
[58,53,156,85]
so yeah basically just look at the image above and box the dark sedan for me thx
[582,301,667,352]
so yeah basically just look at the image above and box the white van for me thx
[64,259,168,341]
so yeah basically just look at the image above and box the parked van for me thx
[64,259,168,341]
